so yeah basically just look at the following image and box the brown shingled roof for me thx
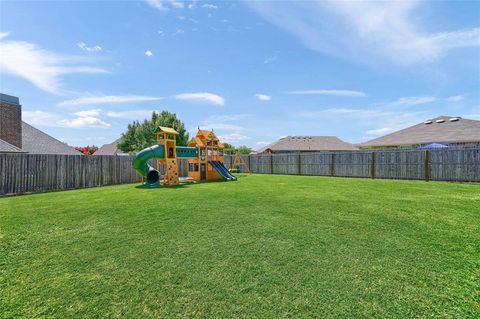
[256,136,357,153]
[359,116,480,147]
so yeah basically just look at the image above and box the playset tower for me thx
[187,129,225,182]
[154,126,179,185]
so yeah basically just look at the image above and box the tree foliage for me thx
[222,143,236,155]
[236,145,253,154]
[220,143,253,155]
[117,111,189,154]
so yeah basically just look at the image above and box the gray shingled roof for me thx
[256,136,358,153]
[21,122,82,155]
[0,138,26,153]
[359,116,480,147]
[93,138,128,156]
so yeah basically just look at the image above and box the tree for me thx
[117,111,189,154]
[222,143,236,155]
[236,145,253,154]
[75,145,98,155]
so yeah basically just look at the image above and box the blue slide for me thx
[216,161,237,180]
[209,161,237,181]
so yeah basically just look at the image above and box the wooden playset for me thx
[132,126,236,187]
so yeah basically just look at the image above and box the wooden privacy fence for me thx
[1,150,478,195]
[0,154,189,195]
[225,148,480,182]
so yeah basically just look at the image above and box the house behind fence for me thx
[359,116,480,149]
[255,136,358,154]
[0,93,81,155]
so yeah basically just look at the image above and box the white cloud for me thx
[203,114,250,122]
[256,141,271,146]
[248,1,480,65]
[106,110,155,119]
[145,50,153,57]
[0,39,108,94]
[255,93,272,101]
[365,127,395,136]
[145,0,167,11]
[22,109,110,128]
[387,96,437,107]
[288,89,366,97]
[22,110,64,127]
[174,92,225,106]
[58,95,162,107]
[145,0,186,11]
[217,133,248,143]
[202,4,218,9]
[264,51,279,64]
[74,109,101,117]
[446,95,463,102]
[77,42,102,52]
[62,109,110,128]
[173,29,185,35]
[0,31,10,39]
[202,123,245,132]
[201,114,248,144]
[299,108,391,119]
[171,1,184,9]
[59,116,110,128]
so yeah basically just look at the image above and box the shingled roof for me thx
[359,116,480,148]
[21,122,81,155]
[256,136,358,153]
[0,138,26,153]
[93,138,128,156]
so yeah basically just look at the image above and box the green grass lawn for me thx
[1,174,479,318]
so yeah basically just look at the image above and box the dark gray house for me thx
[0,93,81,155]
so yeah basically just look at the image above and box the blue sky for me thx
[0,0,479,149]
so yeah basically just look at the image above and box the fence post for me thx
[248,155,252,173]
[424,150,430,181]
[270,154,274,174]
[298,153,301,175]
[371,152,375,179]
[330,153,335,176]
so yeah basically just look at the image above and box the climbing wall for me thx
[165,159,179,185]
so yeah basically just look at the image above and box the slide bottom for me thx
[209,161,237,181]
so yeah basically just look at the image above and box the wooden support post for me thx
[248,155,252,173]
[270,154,274,174]
[371,152,375,179]
[297,153,301,175]
[330,153,335,176]
[424,150,430,181]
